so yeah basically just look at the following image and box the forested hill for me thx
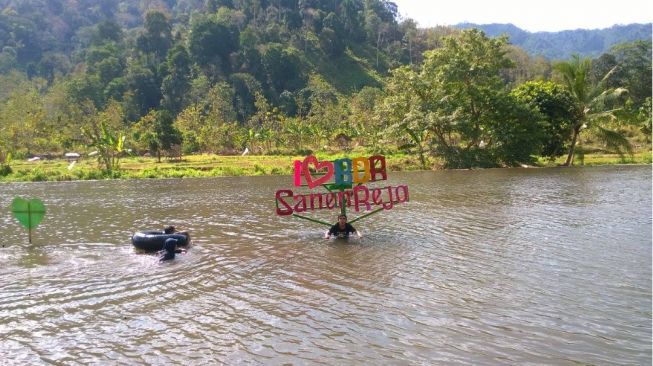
[454,23,652,60]
[0,0,415,94]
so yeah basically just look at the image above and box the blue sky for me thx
[391,0,652,32]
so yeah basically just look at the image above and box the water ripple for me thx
[0,166,650,364]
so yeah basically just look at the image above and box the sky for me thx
[391,0,653,32]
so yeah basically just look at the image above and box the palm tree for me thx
[554,55,630,166]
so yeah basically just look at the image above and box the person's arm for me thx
[350,224,362,238]
[325,225,335,239]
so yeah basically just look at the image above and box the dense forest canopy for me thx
[0,0,650,173]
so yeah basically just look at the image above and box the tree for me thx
[247,92,282,152]
[0,47,18,74]
[511,81,578,160]
[363,10,383,68]
[485,93,547,165]
[278,90,297,116]
[295,73,338,118]
[161,44,192,114]
[349,86,383,147]
[207,0,235,12]
[207,82,238,124]
[90,20,124,46]
[136,11,173,62]
[261,44,305,93]
[363,0,401,69]
[189,15,239,77]
[400,19,418,65]
[190,79,246,153]
[502,45,552,86]
[0,85,47,157]
[153,110,182,161]
[382,29,542,168]
[341,0,364,41]
[86,43,126,85]
[36,52,71,85]
[133,110,182,162]
[553,54,630,165]
[599,41,651,106]
[174,104,204,153]
[379,66,431,168]
[320,12,346,57]
[638,97,652,144]
[230,73,263,122]
[319,27,345,57]
[126,62,162,118]
[66,73,104,109]
[237,27,264,78]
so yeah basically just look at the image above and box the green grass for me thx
[320,50,384,93]
[303,46,384,94]
[537,150,652,166]
[1,150,650,182]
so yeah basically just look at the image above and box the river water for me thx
[0,165,650,365]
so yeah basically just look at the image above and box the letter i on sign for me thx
[294,160,302,186]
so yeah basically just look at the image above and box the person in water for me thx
[325,214,362,239]
[159,238,186,262]
[164,225,191,242]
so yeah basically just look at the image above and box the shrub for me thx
[0,164,12,177]
[254,164,266,175]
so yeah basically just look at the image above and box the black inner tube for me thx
[132,231,190,251]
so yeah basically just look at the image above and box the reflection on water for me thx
[0,165,651,364]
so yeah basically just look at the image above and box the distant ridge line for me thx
[452,22,652,60]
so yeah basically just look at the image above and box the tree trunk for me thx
[432,128,449,151]
[417,147,427,170]
[407,129,428,169]
[563,125,581,166]
[376,31,381,69]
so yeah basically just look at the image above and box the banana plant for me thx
[83,120,127,173]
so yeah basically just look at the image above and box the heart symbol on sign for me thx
[11,197,46,229]
[302,155,334,189]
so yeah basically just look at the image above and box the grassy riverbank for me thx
[539,151,652,167]
[0,151,423,182]
[0,150,650,182]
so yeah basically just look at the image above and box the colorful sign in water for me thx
[293,155,389,188]
[275,155,409,219]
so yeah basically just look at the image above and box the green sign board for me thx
[11,197,46,243]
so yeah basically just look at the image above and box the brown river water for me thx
[0,165,651,365]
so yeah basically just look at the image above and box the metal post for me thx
[349,207,384,224]
[292,213,332,227]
